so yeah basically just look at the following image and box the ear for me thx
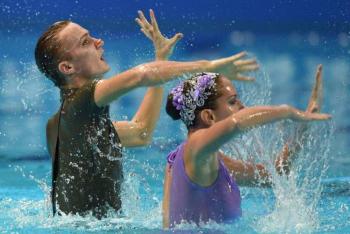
[58,61,75,76]
[199,109,216,126]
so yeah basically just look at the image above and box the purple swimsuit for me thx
[167,143,242,227]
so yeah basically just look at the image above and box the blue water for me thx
[1,1,350,232]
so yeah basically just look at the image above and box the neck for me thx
[62,75,93,89]
[187,124,209,137]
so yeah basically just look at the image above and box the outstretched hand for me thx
[289,106,331,121]
[207,51,259,82]
[289,65,330,123]
[136,9,183,60]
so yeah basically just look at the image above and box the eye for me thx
[82,38,90,46]
[228,98,237,105]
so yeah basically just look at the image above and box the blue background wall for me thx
[0,0,349,177]
[1,0,350,33]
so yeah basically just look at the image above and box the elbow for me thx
[138,134,152,147]
[134,124,154,147]
[140,128,153,146]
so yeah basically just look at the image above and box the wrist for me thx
[156,54,169,61]
[156,49,171,61]
[279,105,293,118]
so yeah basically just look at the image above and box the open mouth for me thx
[100,50,105,61]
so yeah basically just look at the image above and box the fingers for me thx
[312,64,323,99]
[230,52,259,72]
[234,59,257,66]
[316,64,322,81]
[234,58,259,73]
[306,64,323,113]
[135,16,151,37]
[237,64,259,72]
[149,9,160,32]
[140,28,152,40]
[135,18,150,36]
[235,74,256,82]
[138,10,151,27]
[168,33,183,47]
[135,18,143,28]
[137,10,152,30]
[309,113,331,120]
[229,51,247,61]
[211,51,248,68]
[297,111,331,121]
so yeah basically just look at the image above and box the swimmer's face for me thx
[212,77,244,121]
[57,22,110,80]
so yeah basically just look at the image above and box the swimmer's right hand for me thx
[207,51,259,82]
[135,9,183,60]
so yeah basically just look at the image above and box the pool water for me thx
[1,30,350,233]
[1,149,349,233]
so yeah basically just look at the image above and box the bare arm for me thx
[275,65,323,174]
[220,154,271,186]
[113,10,183,147]
[189,105,330,162]
[162,164,171,229]
[220,65,326,185]
[94,50,258,107]
[95,60,206,107]
[95,9,258,107]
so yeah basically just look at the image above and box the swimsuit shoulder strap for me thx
[166,142,186,168]
[51,100,65,215]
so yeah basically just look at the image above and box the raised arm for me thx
[114,10,183,147]
[219,153,271,186]
[185,104,329,187]
[275,64,324,175]
[94,35,258,108]
[222,65,326,185]
[189,105,330,160]
[189,65,328,186]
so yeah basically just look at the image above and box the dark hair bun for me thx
[166,93,181,120]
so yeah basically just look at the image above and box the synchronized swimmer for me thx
[35,10,258,218]
[34,9,331,227]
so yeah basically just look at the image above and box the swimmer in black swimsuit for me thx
[34,10,259,218]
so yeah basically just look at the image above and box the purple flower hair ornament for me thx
[171,72,219,126]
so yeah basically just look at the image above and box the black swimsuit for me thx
[48,80,123,218]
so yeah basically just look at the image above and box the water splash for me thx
[223,69,334,233]
[1,156,164,233]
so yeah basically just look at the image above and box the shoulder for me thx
[46,113,59,134]
[46,113,60,158]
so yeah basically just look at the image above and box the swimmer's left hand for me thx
[207,51,259,82]
[289,106,331,121]
[136,9,183,60]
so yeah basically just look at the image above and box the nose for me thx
[94,38,104,48]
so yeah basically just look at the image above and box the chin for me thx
[92,68,110,79]
[101,61,110,72]
[105,65,111,72]
[101,67,110,75]
[99,64,110,74]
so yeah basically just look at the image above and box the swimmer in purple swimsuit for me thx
[163,67,330,228]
